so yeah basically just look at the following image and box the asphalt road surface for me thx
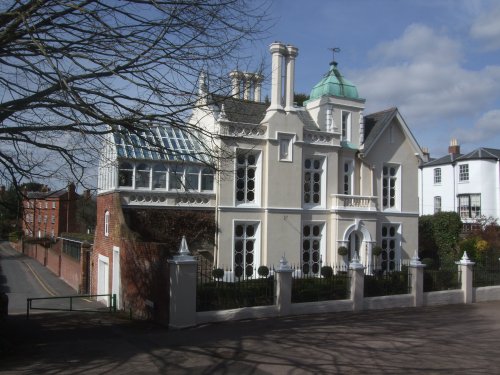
[2,241,500,374]
[0,241,107,315]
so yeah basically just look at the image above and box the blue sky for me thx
[250,0,500,157]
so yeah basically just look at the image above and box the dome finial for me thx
[328,47,341,65]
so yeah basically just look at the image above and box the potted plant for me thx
[338,246,348,256]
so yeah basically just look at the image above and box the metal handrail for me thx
[27,293,116,319]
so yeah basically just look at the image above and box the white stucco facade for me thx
[97,41,424,277]
[419,145,500,223]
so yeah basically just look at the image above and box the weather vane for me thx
[328,47,341,62]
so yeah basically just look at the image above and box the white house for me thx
[419,139,500,224]
[93,41,424,307]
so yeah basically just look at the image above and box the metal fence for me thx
[196,258,274,312]
[473,259,500,287]
[291,264,350,303]
[27,294,116,319]
[423,265,461,292]
[364,263,411,297]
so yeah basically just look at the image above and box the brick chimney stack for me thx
[448,138,460,156]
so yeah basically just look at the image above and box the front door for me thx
[97,254,109,305]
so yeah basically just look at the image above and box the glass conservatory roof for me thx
[112,124,209,163]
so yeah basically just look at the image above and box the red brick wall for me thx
[46,247,61,276]
[91,192,121,297]
[34,244,45,265]
[60,253,80,292]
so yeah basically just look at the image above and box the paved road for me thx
[2,241,500,374]
[2,301,500,373]
[0,241,107,314]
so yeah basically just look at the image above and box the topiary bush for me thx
[320,266,333,278]
[338,246,348,256]
[372,246,383,256]
[257,265,270,277]
[212,268,224,280]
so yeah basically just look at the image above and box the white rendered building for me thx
[96,42,424,282]
[419,139,500,223]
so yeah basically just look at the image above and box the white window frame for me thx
[104,210,110,237]
[301,221,326,276]
[341,111,351,142]
[434,196,442,213]
[232,220,261,279]
[433,168,441,184]
[458,194,481,219]
[234,149,261,206]
[382,164,401,211]
[343,159,354,195]
[380,223,401,272]
[459,164,469,182]
[303,155,326,208]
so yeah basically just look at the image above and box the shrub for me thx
[320,266,333,278]
[338,246,348,256]
[372,246,383,256]
[212,268,224,280]
[257,265,270,277]
[422,257,436,269]
[8,230,23,242]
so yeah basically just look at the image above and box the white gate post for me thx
[458,252,475,304]
[275,256,293,316]
[349,252,365,312]
[168,236,197,329]
[409,250,426,307]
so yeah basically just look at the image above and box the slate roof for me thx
[423,154,461,167]
[27,189,72,199]
[459,147,500,161]
[362,107,398,151]
[296,110,319,130]
[213,96,267,124]
[422,147,500,167]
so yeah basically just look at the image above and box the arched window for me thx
[152,164,167,189]
[135,163,150,188]
[104,211,110,237]
[118,162,133,187]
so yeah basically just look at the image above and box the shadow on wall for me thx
[120,209,216,323]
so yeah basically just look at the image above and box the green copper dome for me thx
[308,62,359,101]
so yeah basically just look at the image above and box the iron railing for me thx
[27,293,116,319]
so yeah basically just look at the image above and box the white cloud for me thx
[352,24,500,126]
[456,109,500,143]
[369,24,462,64]
[470,4,500,50]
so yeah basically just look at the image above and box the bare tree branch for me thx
[0,0,270,189]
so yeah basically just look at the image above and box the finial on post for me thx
[279,253,290,270]
[174,235,194,261]
[410,249,423,266]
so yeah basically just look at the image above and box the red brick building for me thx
[22,183,79,238]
